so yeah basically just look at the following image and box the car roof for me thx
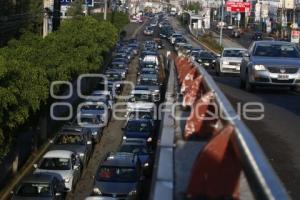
[43,150,73,158]
[122,138,147,146]
[101,152,137,167]
[254,40,294,45]
[223,47,247,51]
[131,90,152,95]
[22,173,54,184]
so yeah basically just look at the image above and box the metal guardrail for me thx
[150,56,290,200]
[195,62,290,200]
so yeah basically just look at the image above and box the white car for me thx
[127,90,156,113]
[90,90,114,108]
[216,47,247,75]
[34,150,81,192]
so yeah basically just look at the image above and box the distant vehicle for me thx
[252,31,263,40]
[240,41,300,91]
[154,38,163,49]
[227,24,236,30]
[127,90,156,113]
[93,152,142,198]
[231,29,241,38]
[217,21,227,29]
[216,47,247,75]
[169,33,183,44]
[170,7,177,16]
[11,173,66,200]
[34,150,81,192]
[144,26,154,36]
[196,51,217,69]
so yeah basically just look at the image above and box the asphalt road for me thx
[171,18,300,199]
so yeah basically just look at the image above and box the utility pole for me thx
[219,0,224,46]
[104,0,108,20]
[43,0,50,38]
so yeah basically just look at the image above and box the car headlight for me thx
[116,84,121,88]
[79,153,85,157]
[64,177,70,183]
[92,131,98,136]
[129,190,137,196]
[93,187,102,195]
[144,162,149,167]
[223,61,229,65]
[198,59,202,62]
[123,136,127,140]
[212,60,216,63]
[154,89,159,93]
[254,64,266,71]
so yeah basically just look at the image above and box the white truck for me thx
[170,7,177,16]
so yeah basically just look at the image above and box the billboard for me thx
[279,0,294,9]
[226,2,251,12]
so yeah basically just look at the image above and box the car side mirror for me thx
[243,52,250,57]
[33,164,38,169]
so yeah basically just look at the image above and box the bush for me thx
[0,16,119,160]
[198,33,223,53]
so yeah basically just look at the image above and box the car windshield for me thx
[141,69,156,74]
[128,111,153,120]
[223,49,245,57]
[140,78,157,85]
[39,158,71,170]
[16,183,52,197]
[55,134,85,145]
[253,44,300,58]
[125,121,151,132]
[79,116,100,124]
[129,93,152,102]
[106,74,121,81]
[120,145,148,155]
[97,166,137,182]
[81,104,106,111]
[200,52,215,59]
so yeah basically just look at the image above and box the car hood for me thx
[34,169,72,181]
[251,56,300,66]
[222,57,243,62]
[94,181,137,195]
[50,144,86,155]
[127,102,155,110]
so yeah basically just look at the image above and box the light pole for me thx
[219,0,224,46]
[104,0,107,20]
[260,1,262,31]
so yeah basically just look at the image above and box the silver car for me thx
[216,47,247,75]
[240,41,300,91]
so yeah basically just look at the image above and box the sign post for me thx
[291,30,300,43]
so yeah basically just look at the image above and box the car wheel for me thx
[245,73,255,92]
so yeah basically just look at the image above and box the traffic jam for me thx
[9,15,169,200]
[8,8,300,200]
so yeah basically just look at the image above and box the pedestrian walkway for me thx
[211,31,244,49]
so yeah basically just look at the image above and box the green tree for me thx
[67,0,84,17]
[183,2,202,14]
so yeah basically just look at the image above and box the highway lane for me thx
[170,17,300,199]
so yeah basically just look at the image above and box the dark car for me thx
[112,57,129,64]
[154,38,164,49]
[11,173,66,200]
[93,152,142,199]
[122,119,154,141]
[240,41,300,91]
[50,127,93,167]
[195,51,217,69]
[252,31,263,41]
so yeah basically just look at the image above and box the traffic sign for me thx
[226,2,251,13]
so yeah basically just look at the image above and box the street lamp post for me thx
[219,0,224,46]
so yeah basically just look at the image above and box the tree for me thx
[183,2,202,14]
[67,0,84,17]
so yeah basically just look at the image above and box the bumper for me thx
[220,64,241,73]
[249,71,300,86]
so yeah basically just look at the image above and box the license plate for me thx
[277,74,289,80]
[204,63,209,66]
[236,66,240,70]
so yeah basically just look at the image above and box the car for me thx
[169,33,183,44]
[227,24,236,30]
[92,152,142,198]
[252,31,263,41]
[119,139,152,166]
[34,150,81,192]
[90,90,114,108]
[127,90,156,113]
[11,173,66,200]
[216,47,247,75]
[80,102,111,127]
[177,43,193,56]
[173,37,187,47]
[143,26,154,36]
[195,51,217,69]
[139,67,158,76]
[240,41,300,91]
[122,119,155,141]
[112,57,129,64]
[137,75,161,102]
[50,126,93,166]
[231,29,241,38]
